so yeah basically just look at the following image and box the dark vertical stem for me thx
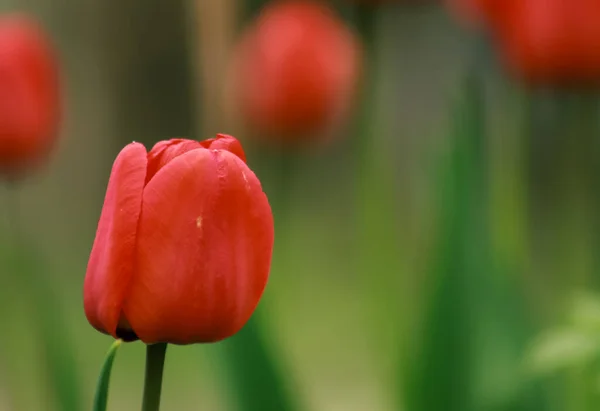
[530,91,599,290]
[4,182,19,242]
[100,0,195,149]
[355,5,378,51]
[141,343,168,411]
[354,3,378,116]
[592,96,600,291]
[526,89,600,409]
[244,0,266,21]
[525,89,565,317]
[567,91,600,411]
[352,3,379,204]
[354,2,411,405]
[403,44,487,411]
[568,93,600,289]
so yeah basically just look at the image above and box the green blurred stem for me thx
[352,3,378,164]
[243,0,266,21]
[355,5,377,51]
[5,181,20,240]
[141,343,168,411]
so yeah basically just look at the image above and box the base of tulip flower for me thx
[141,343,168,411]
[115,327,139,342]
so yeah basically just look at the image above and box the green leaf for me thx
[220,315,297,411]
[402,71,548,411]
[93,340,122,411]
[352,3,407,377]
[525,328,600,376]
[401,67,486,411]
[568,292,600,332]
[524,292,600,378]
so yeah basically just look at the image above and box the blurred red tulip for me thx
[0,14,60,176]
[228,0,361,143]
[84,134,274,345]
[494,0,600,86]
[447,0,600,86]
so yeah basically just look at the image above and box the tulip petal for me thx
[84,142,147,339]
[124,148,273,344]
[146,138,203,183]
[200,133,247,163]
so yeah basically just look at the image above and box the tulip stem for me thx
[141,343,168,411]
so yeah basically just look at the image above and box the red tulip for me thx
[84,134,274,345]
[447,0,600,86]
[228,0,361,142]
[493,0,600,86]
[0,14,60,176]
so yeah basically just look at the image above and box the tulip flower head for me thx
[447,0,600,86]
[228,0,362,143]
[84,134,274,345]
[0,14,60,177]
[494,0,600,86]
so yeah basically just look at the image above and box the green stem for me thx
[354,5,377,51]
[141,343,168,411]
[93,339,122,411]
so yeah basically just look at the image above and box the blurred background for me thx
[1,0,600,410]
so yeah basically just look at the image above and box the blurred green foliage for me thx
[0,196,83,411]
